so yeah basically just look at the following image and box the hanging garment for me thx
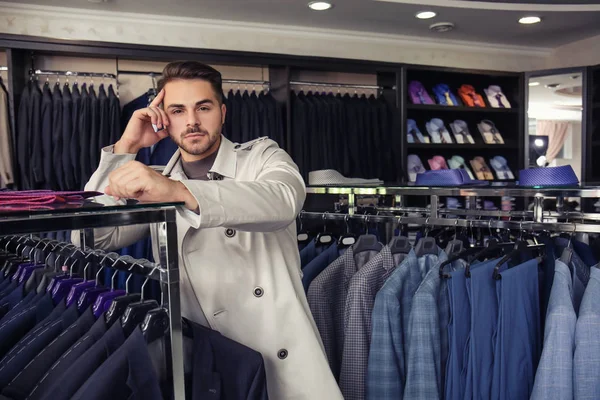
[302,241,346,292]
[16,83,31,189]
[404,252,467,399]
[426,118,453,144]
[70,83,82,189]
[408,81,434,105]
[491,259,540,400]
[484,85,511,108]
[432,84,460,106]
[28,83,43,189]
[407,119,428,144]
[61,84,75,190]
[449,120,475,144]
[489,156,515,180]
[531,260,576,400]
[340,245,403,400]
[448,155,476,180]
[407,154,426,183]
[307,245,382,379]
[78,83,92,188]
[88,85,100,174]
[51,84,65,191]
[458,84,486,107]
[573,267,600,400]
[0,81,14,187]
[97,84,110,152]
[477,120,505,144]
[107,85,121,145]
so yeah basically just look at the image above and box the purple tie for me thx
[495,93,505,108]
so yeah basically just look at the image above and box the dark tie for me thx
[495,93,505,108]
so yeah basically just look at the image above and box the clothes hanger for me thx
[76,252,113,313]
[389,215,411,256]
[444,220,464,257]
[559,222,577,265]
[314,212,335,246]
[296,211,311,245]
[121,264,160,337]
[105,260,144,327]
[50,248,85,303]
[492,221,544,280]
[414,218,438,257]
[92,256,128,318]
[65,251,98,308]
[353,215,383,254]
[338,214,357,248]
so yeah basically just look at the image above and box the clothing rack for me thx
[289,80,394,91]
[117,70,270,86]
[31,69,117,79]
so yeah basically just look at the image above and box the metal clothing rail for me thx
[299,211,600,234]
[117,71,270,86]
[0,204,184,400]
[289,80,393,90]
[31,69,117,79]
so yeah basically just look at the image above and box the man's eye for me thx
[199,107,210,111]
[172,109,182,114]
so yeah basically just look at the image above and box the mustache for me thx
[181,125,208,136]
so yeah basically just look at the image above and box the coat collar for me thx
[163,135,237,180]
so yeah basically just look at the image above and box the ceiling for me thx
[10,0,600,48]
[528,72,583,121]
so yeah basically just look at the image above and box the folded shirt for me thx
[426,119,453,144]
[447,155,475,180]
[458,84,486,108]
[449,120,475,144]
[428,156,448,171]
[489,156,514,180]
[308,170,384,186]
[408,81,435,105]
[407,155,426,183]
[484,85,511,108]
[470,157,495,180]
[477,120,505,145]
[407,119,429,144]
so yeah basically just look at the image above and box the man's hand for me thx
[105,161,198,210]
[114,89,171,154]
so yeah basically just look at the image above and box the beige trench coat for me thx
[73,135,342,399]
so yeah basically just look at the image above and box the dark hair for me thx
[157,61,224,104]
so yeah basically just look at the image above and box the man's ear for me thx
[221,103,227,125]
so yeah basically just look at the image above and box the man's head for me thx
[157,61,226,161]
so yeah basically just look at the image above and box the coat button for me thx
[225,228,236,238]
[253,287,264,297]
[234,144,241,149]
[278,349,288,360]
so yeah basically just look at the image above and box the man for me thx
[75,61,342,399]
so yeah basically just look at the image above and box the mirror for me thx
[527,70,584,182]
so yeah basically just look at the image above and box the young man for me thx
[75,61,342,399]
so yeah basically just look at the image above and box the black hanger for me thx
[389,236,411,255]
[559,223,577,265]
[338,215,357,248]
[106,293,141,326]
[141,308,170,343]
[492,240,528,280]
[296,212,311,245]
[314,213,335,246]
[444,221,464,258]
[415,219,438,257]
[121,265,160,336]
[353,234,383,254]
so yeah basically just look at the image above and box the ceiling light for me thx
[429,22,455,33]
[534,139,545,148]
[529,81,540,87]
[308,1,333,11]
[416,11,436,19]
[519,16,541,24]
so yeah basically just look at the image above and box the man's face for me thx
[163,79,226,160]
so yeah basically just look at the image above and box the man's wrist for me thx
[114,139,140,154]
[175,182,199,212]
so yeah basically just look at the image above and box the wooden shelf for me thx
[407,143,516,150]
[406,104,519,113]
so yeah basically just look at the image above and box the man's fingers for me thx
[149,88,165,108]
[155,106,170,128]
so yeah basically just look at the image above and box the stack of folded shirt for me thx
[0,190,102,210]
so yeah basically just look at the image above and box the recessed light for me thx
[529,81,540,87]
[416,11,436,20]
[308,1,333,11]
[429,22,455,33]
[519,16,541,24]
[534,139,544,148]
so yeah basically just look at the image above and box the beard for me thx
[172,125,220,156]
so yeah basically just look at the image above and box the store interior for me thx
[2,1,600,400]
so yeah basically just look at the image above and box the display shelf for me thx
[407,104,519,113]
[407,143,517,150]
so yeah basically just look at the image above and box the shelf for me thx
[407,143,517,150]
[406,104,519,113]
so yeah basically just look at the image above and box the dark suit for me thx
[29,84,43,189]
[70,84,82,189]
[2,307,95,400]
[89,86,99,174]
[97,84,110,152]
[51,85,64,190]
[61,85,75,190]
[27,312,108,400]
[40,318,125,400]
[186,319,269,400]
[40,85,55,189]
[108,85,121,145]
[71,328,162,400]
[78,84,92,188]
[16,84,31,189]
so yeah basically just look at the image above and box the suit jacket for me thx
[97,84,110,152]
[40,85,55,189]
[16,84,31,189]
[51,85,64,190]
[70,84,82,189]
[61,85,75,190]
[107,85,121,145]
[89,86,100,174]
[27,311,108,400]
[27,83,43,187]
[78,84,92,187]
[0,84,13,187]
[186,318,269,400]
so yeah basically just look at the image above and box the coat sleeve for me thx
[177,140,306,232]
[71,146,150,251]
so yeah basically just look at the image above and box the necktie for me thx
[444,92,454,106]
[469,92,482,107]
[418,90,426,104]
[495,93,504,108]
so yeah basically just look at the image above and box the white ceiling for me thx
[9,0,600,48]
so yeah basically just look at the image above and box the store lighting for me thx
[529,81,540,87]
[534,139,544,147]
[308,2,333,11]
[519,16,541,25]
[416,11,437,20]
